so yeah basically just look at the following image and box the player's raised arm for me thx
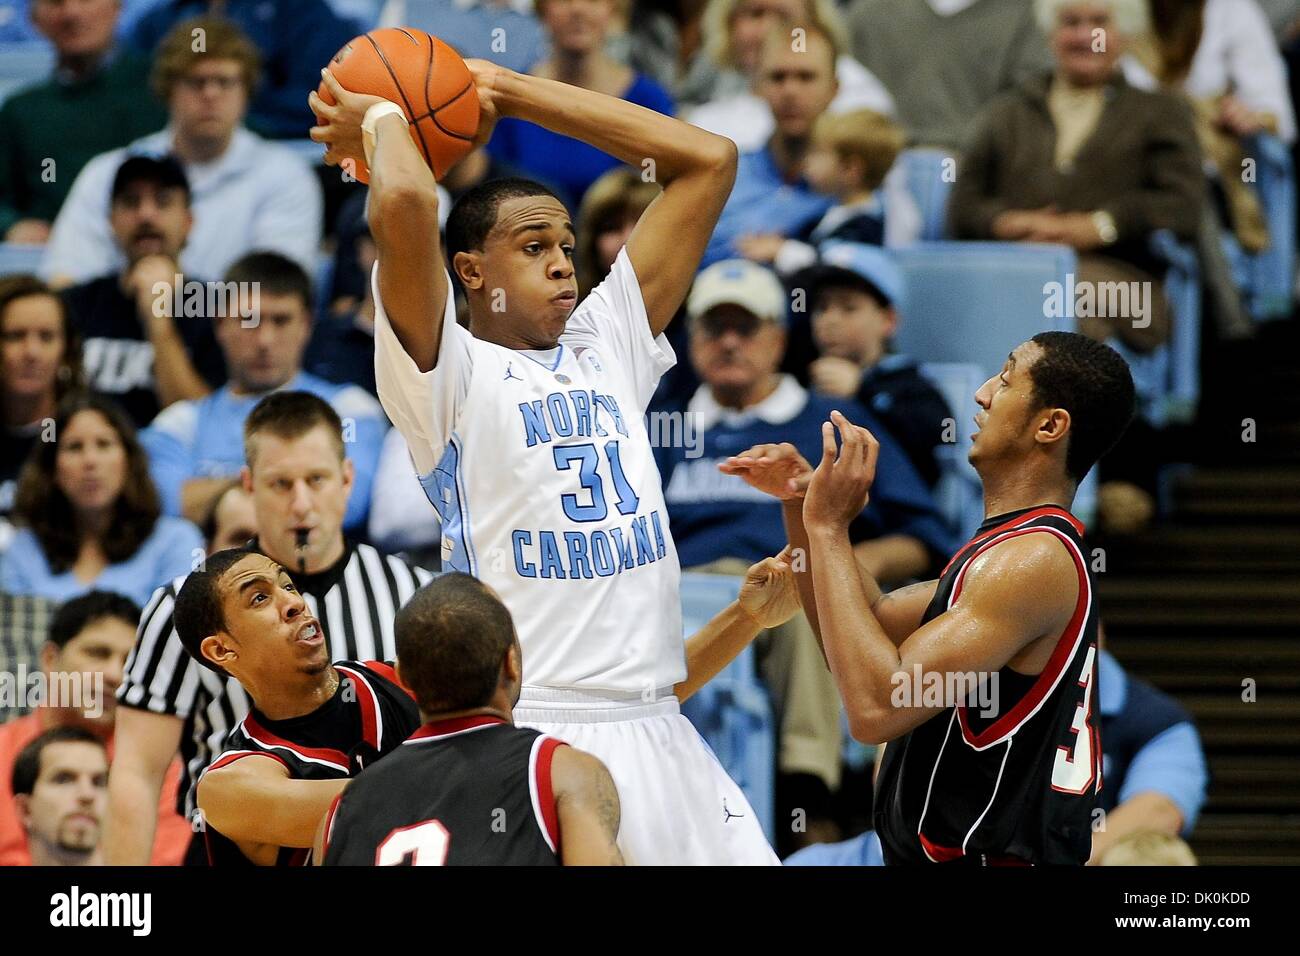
[468,60,737,335]
[309,71,449,371]
[674,552,799,702]
[197,755,348,864]
[801,412,1079,745]
[550,746,625,865]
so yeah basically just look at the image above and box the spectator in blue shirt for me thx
[125,0,361,139]
[486,0,675,209]
[139,252,385,532]
[0,394,202,605]
[396,0,547,76]
[699,19,838,269]
[41,17,324,286]
[655,258,953,855]
[785,643,1209,865]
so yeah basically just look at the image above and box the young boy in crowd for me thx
[739,108,912,275]
[794,242,950,489]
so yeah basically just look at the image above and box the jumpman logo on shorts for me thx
[723,798,745,823]
[504,362,522,382]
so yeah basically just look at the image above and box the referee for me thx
[104,392,433,865]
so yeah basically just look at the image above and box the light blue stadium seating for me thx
[0,40,52,105]
[897,148,954,242]
[892,241,1097,526]
[917,362,986,540]
[1222,133,1296,322]
[677,571,775,844]
[0,241,43,277]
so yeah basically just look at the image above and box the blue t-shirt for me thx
[656,380,954,568]
[486,73,675,209]
[0,515,202,606]
[139,371,387,530]
[701,146,832,269]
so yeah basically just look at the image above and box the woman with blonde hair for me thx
[575,167,663,298]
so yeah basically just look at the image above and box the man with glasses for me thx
[41,16,322,286]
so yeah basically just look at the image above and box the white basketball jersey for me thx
[373,249,685,694]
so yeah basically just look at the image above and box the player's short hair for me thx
[1027,331,1136,483]
[12,726,105,798]
[444,177,567,263]
[224,251,314,315]
[243,391,345,470]
[395,573,517,713]
[810,109,905,193]
[173,547,259,674]
[47,591,142,651]
[152,16,262,102]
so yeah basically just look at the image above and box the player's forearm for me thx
[783,500,825,644]
[675,601,762,702]
[492,70,734,183]
[807,524,904,742]
[104,762,166,865]
[369,113,441,246]
[200,774,348,848]
[1087,792,1185,865]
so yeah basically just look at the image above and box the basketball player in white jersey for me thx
[308,61,779,863]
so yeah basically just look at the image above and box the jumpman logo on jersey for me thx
[722,798,745,823]
[503,362,522,382]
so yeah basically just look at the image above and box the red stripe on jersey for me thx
[939,506,1084,578]
[406,715,507,742]
[919,832,964,862]
[951,526,1090,749]
[362,660,414,699]
[204,749,290,775]
[534,737,565,855]
[320,790,345,861]
[243,713,350,770]
[336,665,380,750]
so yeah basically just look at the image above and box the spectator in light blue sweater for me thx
[0,395,202,606]
[139,252,385,532]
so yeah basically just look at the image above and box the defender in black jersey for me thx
[320,573,623,866]
[173,547,421,865]
[723,332,1135,864]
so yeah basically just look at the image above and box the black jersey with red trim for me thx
[321,715,565,866]
[874,506,1102,865]
[199,661,420,866]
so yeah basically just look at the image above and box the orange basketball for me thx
[317,28,479,183]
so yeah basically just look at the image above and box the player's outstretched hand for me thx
[462,58,507,150]
[308,68,389,170]
[803,410,879,532]
[719,442,814,500]
[738,548,801,629]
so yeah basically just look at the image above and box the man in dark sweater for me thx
[61,155,225,428]
[0,0,167,242]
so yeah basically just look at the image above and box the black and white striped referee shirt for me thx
[117,540,433,820]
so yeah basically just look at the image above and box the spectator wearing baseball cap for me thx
[791,242,951,489]
[655,258,954,855]
[60,155,226,429]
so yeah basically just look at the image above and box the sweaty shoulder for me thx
[960,530,1082,624]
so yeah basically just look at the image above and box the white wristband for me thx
[361,101,408,166]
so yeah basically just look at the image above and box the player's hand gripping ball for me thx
[312,28,479,182]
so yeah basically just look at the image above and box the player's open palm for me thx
[803,410,879,531]
[309,68,389,170]
[738,549,801,629]
[718,443,814,500]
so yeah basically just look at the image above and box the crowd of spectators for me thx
[1,0,1293,864]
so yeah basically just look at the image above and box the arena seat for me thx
[678,572,775,843]
[0,241,43,278]
[1222,133,1296,322]
[0,41,53,106]
[897,148,955,242]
